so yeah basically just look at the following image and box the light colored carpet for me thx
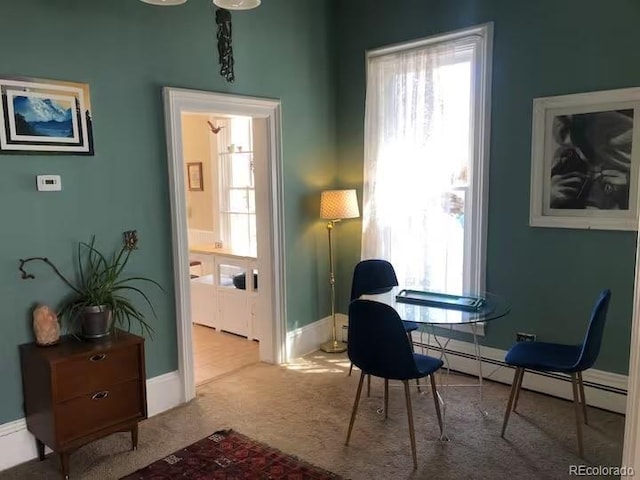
[1,351,624,480]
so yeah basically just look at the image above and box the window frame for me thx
[218,152,257,255]
[365,23,493,335]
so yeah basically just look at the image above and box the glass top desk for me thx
[392,290,510,326]
[370,289,511,440]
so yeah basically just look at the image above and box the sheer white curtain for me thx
[362,38,476,295]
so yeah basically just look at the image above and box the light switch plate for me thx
[36,175,62,191]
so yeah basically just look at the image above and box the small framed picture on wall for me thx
[187,162,203,191]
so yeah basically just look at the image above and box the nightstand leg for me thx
[36,439,45,461]
[131,424,139,451]
[59,452,70,479]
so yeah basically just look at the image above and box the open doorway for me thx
[163,88,286,403]
[183,113,260,385]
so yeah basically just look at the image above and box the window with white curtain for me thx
[217,116,257,256]
[362,24,492,327]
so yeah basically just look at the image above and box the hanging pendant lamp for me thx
[213,0,261,10]
[140,0,187,5]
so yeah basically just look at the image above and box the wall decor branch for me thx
[215,8,235,83]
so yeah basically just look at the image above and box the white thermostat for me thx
[36,175,62,192]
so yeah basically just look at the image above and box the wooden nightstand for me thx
[20,331,147,479]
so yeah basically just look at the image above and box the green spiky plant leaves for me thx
[20,234,163,338]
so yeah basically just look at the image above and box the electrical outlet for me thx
[516,332,536,342]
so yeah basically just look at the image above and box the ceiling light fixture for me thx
[140,0,188,5]
[213,0,261,10]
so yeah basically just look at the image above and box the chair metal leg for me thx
[501,367,524,438]
[346,371,365,445]
[571,373,585,457]
[430,374,443,435]
[384,378,389,419]
[403,380,418,469]
[512,367,525,413]
[348,363,353,376]
[367,374,371,397]
[406,332,420,393]
[577,371,588,425]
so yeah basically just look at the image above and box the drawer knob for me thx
[91,391,109,400]
[89,354,107,362]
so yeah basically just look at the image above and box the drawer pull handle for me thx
[89,354,107,362]
[91,391,109,400]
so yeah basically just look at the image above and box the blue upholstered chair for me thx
[347,260,420,394]
[501,289,611,457]
[345,299,444,469]
[348,259,419,349]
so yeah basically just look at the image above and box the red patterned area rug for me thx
[120,429,344,479]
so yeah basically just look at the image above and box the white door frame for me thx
[623,231,640,473]
[163,87,287,403]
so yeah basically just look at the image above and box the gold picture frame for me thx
[187,162,203,191]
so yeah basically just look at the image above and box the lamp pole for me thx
[320,219,347,353]
[318,189,359,353]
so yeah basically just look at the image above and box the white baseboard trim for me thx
[411,333,628,414]
[285,314,349,360]
[0,370,183,472]
[146,370,182,417]
[0,417,49,472]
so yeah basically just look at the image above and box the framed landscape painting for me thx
[0,76,94,155]
[529,87,640,231]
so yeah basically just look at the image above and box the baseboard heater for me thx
[411,340,627,397]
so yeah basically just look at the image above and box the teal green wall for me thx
[0,0,337,424]
[333,0,638,374]
[2,0,636,427]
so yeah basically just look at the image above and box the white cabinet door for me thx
[217,289,249,337]
[190,275,217,329]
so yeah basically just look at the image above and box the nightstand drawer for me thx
[55,379,143,445]
[54,345,140,402]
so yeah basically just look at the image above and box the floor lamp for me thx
[319,189,360,353]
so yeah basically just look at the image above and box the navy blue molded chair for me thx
[350,260,419,335]
[501,289,611,457]
[347,260,419,378]
[345,299,444,469]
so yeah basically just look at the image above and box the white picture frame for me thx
[529,87,640,231]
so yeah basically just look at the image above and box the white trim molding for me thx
[162,87,287,404]
[622,230,640,473]
[146,371,182,417]
[286,314,348,360]
[0,371,183,472]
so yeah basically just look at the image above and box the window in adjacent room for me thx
[217,116,257,256]
[362,24,493,330]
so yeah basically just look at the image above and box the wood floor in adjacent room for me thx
[192,324,259,386]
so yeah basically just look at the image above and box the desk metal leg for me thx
[413,323,494,440]
[471,323,488,415]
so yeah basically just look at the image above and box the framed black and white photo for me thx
[0,76,94,155]
[530,87,640,230]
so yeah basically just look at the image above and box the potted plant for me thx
[19,231,162,340]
